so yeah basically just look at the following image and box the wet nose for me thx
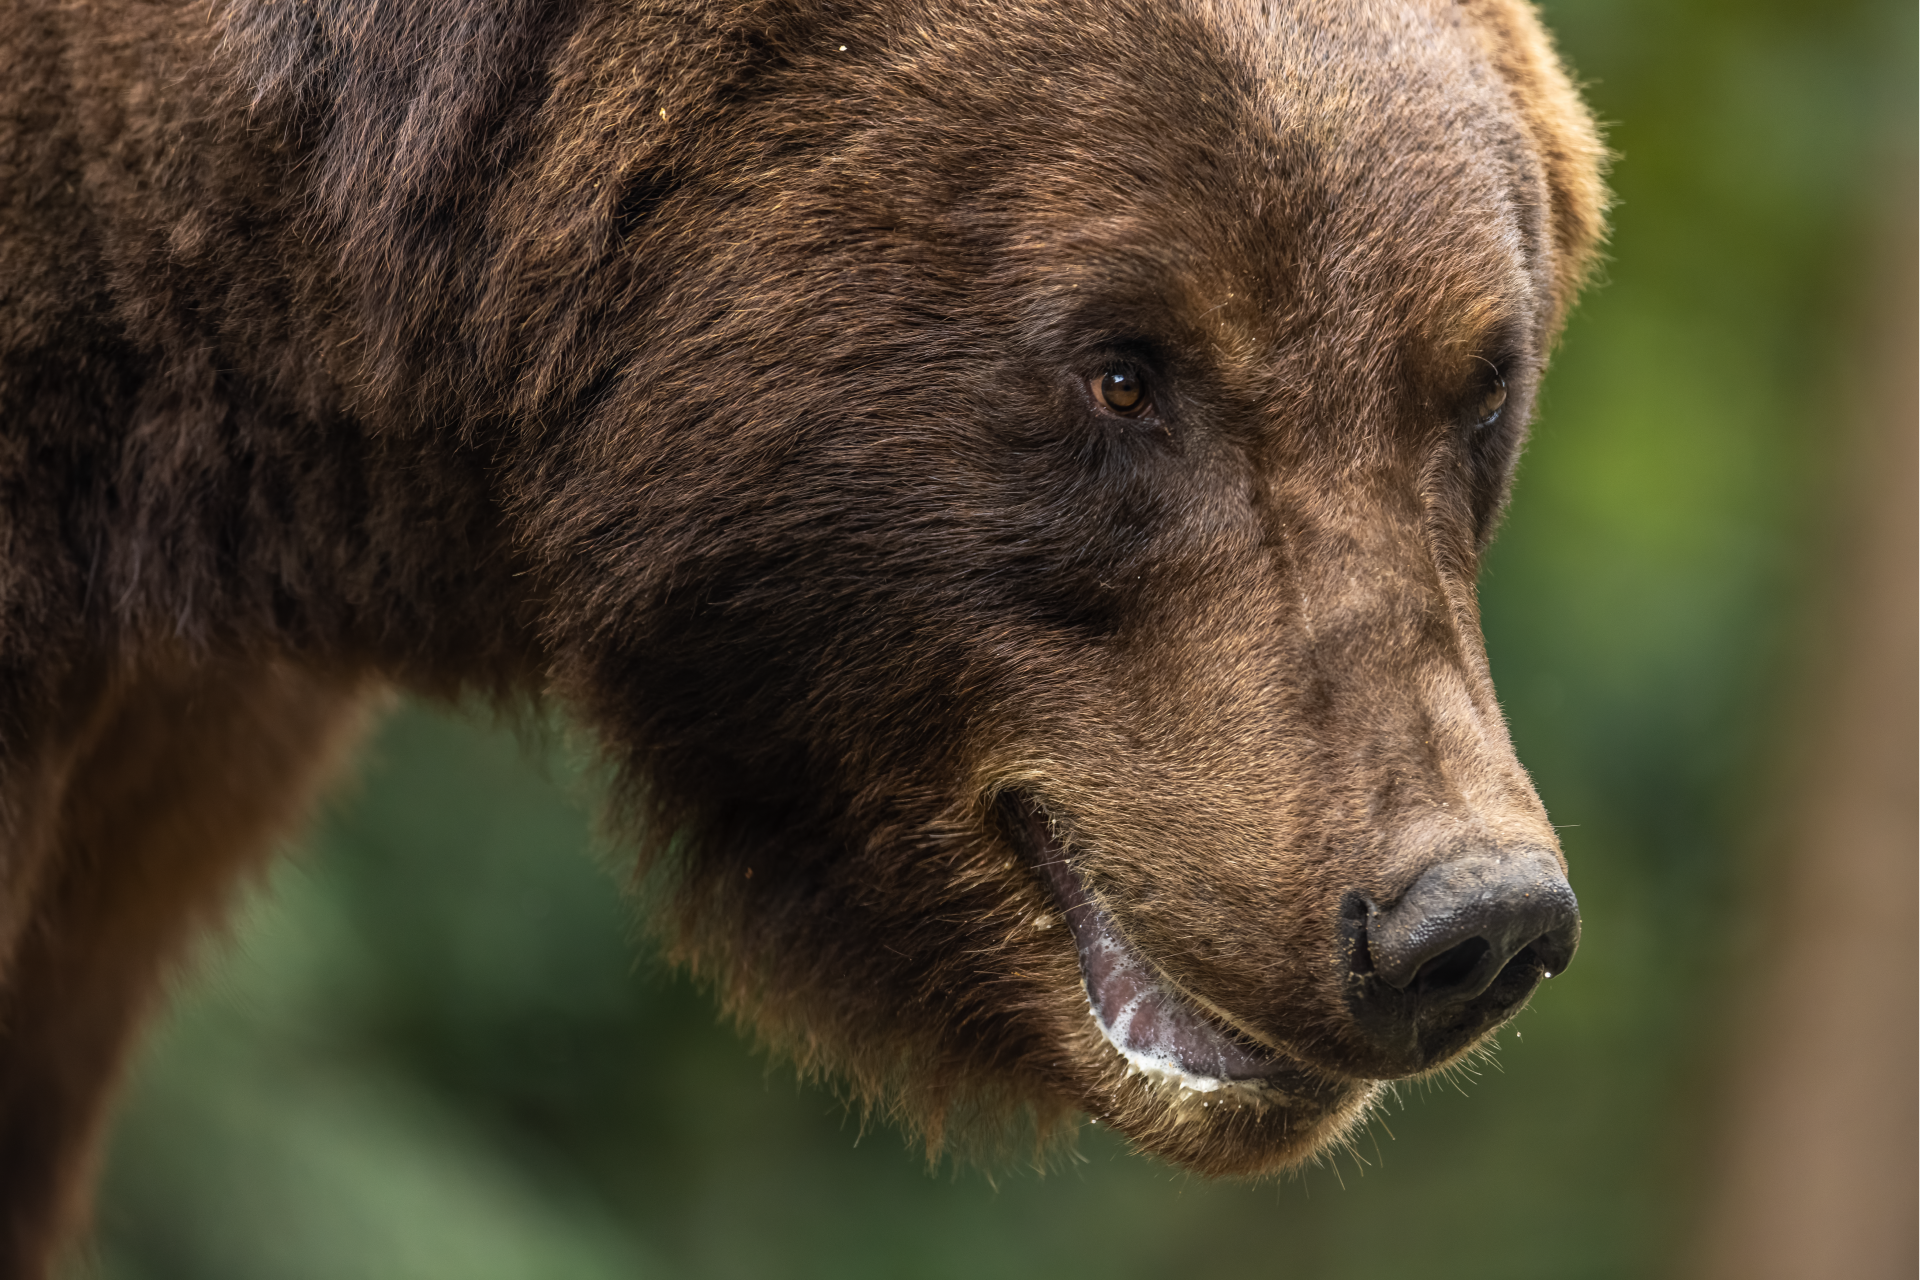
[1343,848,1579,1071]
[1366,850,1580,1005]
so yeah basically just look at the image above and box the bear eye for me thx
[1469,369,1508,429]
[1090,366,1152,417]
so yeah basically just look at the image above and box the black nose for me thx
[1346,849,1579,1069]
[1367,851,1580,999]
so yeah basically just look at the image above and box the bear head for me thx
[466,0,1610,1173]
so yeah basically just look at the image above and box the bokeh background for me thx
[74,1,1915,1277]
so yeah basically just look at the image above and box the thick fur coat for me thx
[0,0,1605,1271]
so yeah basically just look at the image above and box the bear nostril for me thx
[1410,936,1491,998]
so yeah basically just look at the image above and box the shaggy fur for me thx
[0,0,1605,1271]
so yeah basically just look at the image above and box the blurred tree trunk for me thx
[1687,185,1918,1280]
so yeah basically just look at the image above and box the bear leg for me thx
[0,657,378,1277]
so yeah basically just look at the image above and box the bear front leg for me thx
[0,657,378,1277]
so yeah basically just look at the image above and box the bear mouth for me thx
[1003,797,1335,1100]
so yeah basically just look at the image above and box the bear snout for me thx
[1341,850,1580,1073]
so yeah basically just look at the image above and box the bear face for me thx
[452,0,1606,1172]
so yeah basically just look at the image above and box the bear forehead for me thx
[1216,0,1551,345]
[957,1,1549,379]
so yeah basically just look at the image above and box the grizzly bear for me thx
[0,0,1606,1271]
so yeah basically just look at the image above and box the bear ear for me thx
[1459,0,1612,334]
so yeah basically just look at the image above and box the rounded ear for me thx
[1460,0,1612,332]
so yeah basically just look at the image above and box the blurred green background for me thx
[78,2,1914,1277]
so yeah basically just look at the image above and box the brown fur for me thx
[0,0,1605,1272]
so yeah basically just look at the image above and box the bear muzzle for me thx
[1004,788,1579,1093]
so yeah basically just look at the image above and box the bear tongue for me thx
[1024,816,1285,1091]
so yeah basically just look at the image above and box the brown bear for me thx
[0,0,1606,1272]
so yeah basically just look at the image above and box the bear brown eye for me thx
[1471,371,1508,429]
[1091,367,1151,417]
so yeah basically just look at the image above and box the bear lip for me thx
[1005,798,1323,1097]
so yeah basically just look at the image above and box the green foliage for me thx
[83,2,1914,1276]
